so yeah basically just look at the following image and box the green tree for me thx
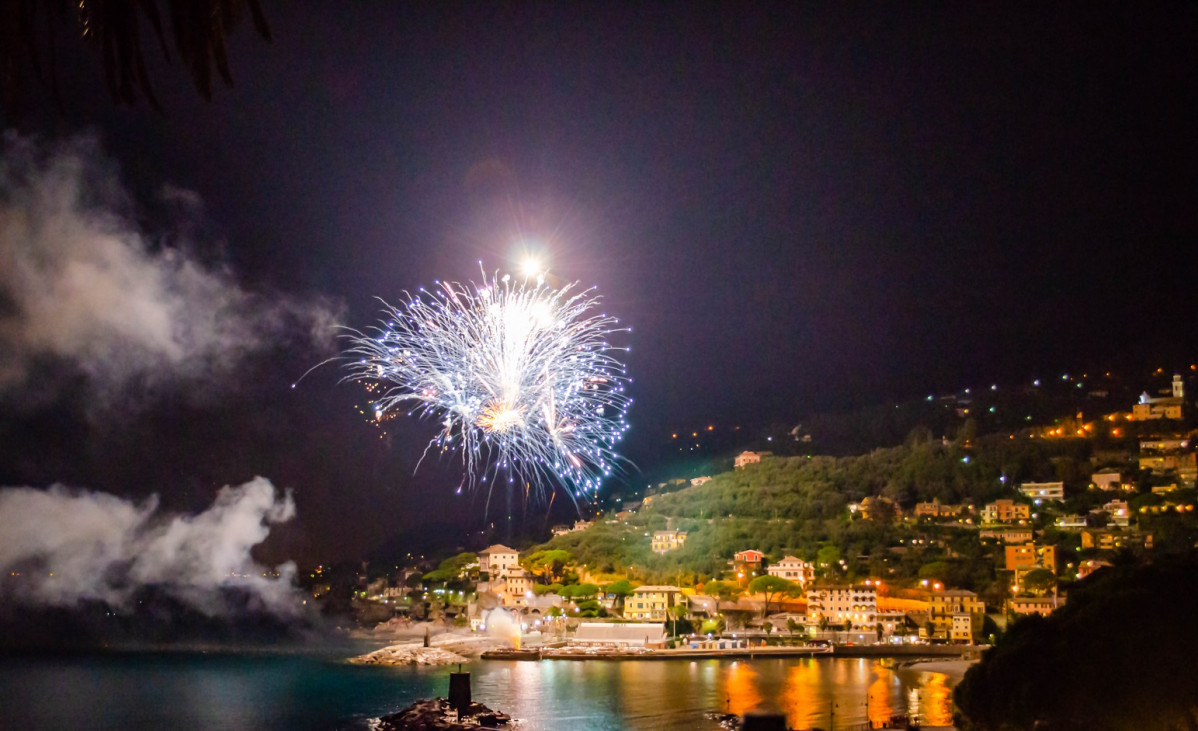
[702,580,743,602]
[816,545,841,574]
[523,549,572,583]
[422,552,478,584]
[747,575,800,618]
[1020,568,1056,596]
[605,579,637,616]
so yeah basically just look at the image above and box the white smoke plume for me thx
[0,477,304,617]
[0,131,340,395]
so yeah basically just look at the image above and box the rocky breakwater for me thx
[348,645,468,666]
[376,698,511,730]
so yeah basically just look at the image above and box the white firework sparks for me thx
[341,269,631,501]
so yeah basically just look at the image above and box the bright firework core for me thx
[342,269,631,502]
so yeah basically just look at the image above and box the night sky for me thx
[2,3,1195,563]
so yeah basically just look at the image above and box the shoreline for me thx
[481,643,981,662]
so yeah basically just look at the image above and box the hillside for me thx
[539,430,1131,602]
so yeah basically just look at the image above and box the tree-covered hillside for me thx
[539,431,1111,596]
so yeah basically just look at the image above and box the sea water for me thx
[0,649,957,730]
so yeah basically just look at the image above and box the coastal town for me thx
[321,372,1198,660]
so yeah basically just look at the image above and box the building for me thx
[1091,470,1125,491]
[1141,438,1189,452]
[767,556,816,586]
[690,476,712,486]
[914,499,968,520]
[651,530,688,554]
[501,567,535,606]
[928,589,984,642]
[979,527,1034,543]
[856,496,900,520]
[571,622,667,648]
[1102,499,1131,527]
[1080,529,1153,551]
[1132,378,1185,420]
[478,544,520,576]
[734,549,765,566]
[625,585,685,621]
[1005,543,1058,574]
[950,614,975,642]
[1054,515,1088,530]
[1077,559,1112,579]
[1139,452,1197,483]
[734,451,771,469]
[1018,481,1065,502]
[806,585,878,629]
[876,610,911,639]
[981,499,1031,524]
[1008,596,1063,617]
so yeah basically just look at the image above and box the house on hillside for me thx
[1091,469,1127,491]
[479,544,519,575]
[500,566,535,606]
[651,530,688,553]
[1008,595,1064,617]
[1018,481,1065,503]
[734,451,771,469]
[767,556,815,586]
[981,499,1030,524]
[1132,377,1185,420]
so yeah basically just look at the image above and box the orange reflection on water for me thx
[724,662,763,717]
[782,660,820,729]
[867,664,895,727]
[919,673,954,726]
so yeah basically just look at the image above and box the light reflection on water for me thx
[0,652,958,730]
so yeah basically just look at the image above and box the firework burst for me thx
[341,268,631,502]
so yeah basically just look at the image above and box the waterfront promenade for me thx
[484,642,980,662]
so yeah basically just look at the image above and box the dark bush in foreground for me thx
[954,554,1198,730]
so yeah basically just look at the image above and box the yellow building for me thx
[501,567,534,606]
[625,585,685,621]
[651,530,688,553]
[928,589,984,642]
[1080,529,1153,551]
[1005,543,1057,573]
[1008,596,1063,617]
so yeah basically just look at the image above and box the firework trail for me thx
[341,268,631,503]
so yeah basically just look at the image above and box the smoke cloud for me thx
[0,131,340,396]
[0,477,304,617]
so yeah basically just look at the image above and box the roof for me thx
[479,544,517,555]
[574,622,666,642]
[632,585,682,593]
[775,555,806,564]
[932,589,979,597]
